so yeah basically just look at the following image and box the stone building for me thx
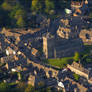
[71,0,89,16]
[67,62,89,79]
[57,26,71,39]
[88,77,92,84]
[43,33,55,59]
[43,33,83,59]
[6,47,16,56]
[71,0,84,10]
[31,48,39,57]
[79,29,92,45]
[64,77,88,92]
[57,15,92,45]
[57,26,78,39]
[57,18,82,39]
[43,13,92,59]
[28,74,35,86]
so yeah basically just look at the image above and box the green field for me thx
[46,57,73,68]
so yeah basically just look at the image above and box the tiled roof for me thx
[71,62,89,74]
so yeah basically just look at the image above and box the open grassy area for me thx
[45,57,73,68]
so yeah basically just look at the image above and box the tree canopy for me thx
[0,0,70,28]
[73,52,80,62]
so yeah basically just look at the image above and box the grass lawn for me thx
[46,57,73,68]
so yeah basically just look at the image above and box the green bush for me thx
[73,52,80,62]
[73,73,80,81]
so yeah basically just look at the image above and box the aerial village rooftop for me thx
[0,0,92,92]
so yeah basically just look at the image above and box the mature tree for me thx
[16,17,25,27]
[1,2,12,11]
[31,0,42,13]
[9,3,26,27]
[0,8,11,27]
[0,83,10,92]
[0,0,71,28]
[45,0,55,14]
[20,0,32,10]
[73,52,80,62]
[9,4,23,19]
[14,9,25,19]
[15,9,26,27]
[73,73,80,81]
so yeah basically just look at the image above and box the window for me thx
[62,30,66,35]
[85,33,90,39]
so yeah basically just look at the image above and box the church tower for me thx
[43,33,55,59]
